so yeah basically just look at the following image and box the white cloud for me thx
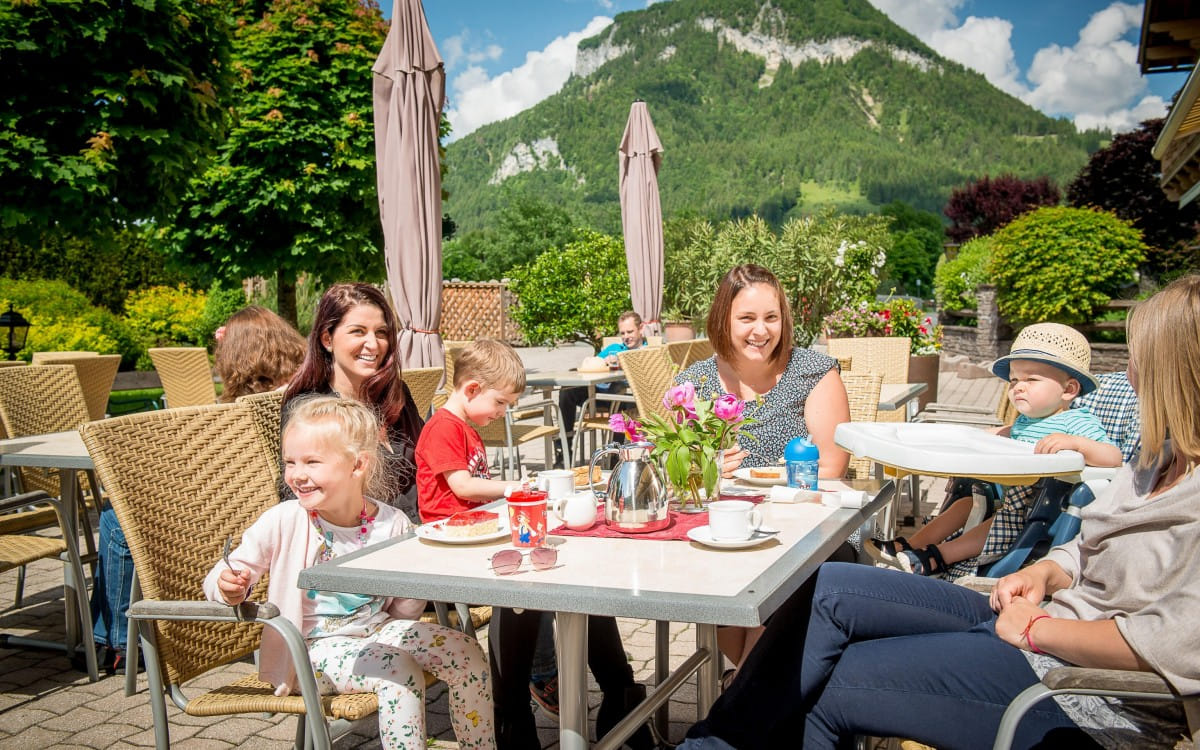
[867,0,1164,133]
[442,31,502,71]
[445,16,613,140]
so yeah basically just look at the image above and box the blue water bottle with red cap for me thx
[784,437,819,490]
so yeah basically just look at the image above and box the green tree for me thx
[508,231,630,350]
[165,0,389,324]
[990,206,1145,325]
[443,195,578,281]
[0,0,232,241]
[934,235,993,312]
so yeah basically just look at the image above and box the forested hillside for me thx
[443,0,1102,234]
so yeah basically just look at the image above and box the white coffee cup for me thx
[707,499,763,541]
[536,469,576,500]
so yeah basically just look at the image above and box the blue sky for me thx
[415,0,1187,140]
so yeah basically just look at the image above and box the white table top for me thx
[300,479,892,628]
[878,382,927,411]
[0,430,93,470]
[524,369,628,388]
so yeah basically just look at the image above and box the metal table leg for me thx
[556,611,589,750]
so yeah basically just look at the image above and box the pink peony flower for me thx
[712,393,746,424]
[608,412,644,442]
[662,381,696,412]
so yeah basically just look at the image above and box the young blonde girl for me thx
[203,396,495,749]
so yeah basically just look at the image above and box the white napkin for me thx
[769,486,820,503]
[820,490,869,508]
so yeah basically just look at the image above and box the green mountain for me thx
[443,0,1102,234]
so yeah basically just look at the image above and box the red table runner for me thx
[551,492,765,541]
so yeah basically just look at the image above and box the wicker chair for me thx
[618,346,677,424]
[148,347,216,408]
[665,338,713,369]
[841,372,883,480]
[234,390,286,481]
[35,353,121,421]
[79,402,379,749]
[0,360,27,368]
[29,350,97,364]
[402,366,444,419]
[826,337,911,422]
[0,365,98,560]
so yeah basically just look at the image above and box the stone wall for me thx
[941,284,1128,373]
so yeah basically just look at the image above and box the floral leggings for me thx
[308,619,495,749]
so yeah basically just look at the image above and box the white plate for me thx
[686,525,779,550]
[733,467,787,486]
[416,515,510,545]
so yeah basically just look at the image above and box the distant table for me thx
[0,430,99,680]
[301,479,894,750]
[525,370,630,460]
[879,382,928,417]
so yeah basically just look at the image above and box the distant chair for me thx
[30,350,97,365]
[618,346,677,424]
[665,338,713,369]
[149,347,216,408]
[841,372,883,480]
[35,354,121,421]
[827,337,910,422]
[402,366,444,420]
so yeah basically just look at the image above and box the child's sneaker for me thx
[529,676,559,716]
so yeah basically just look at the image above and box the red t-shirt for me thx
[416,408,491,522]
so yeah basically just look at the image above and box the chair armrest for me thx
[1042,667,1176,695]
[0,491,53,514]
[594,393,635,405]
[130,599,281,623]
[921,402,995,415]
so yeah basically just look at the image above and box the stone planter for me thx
[908,353,940,411]
[663,320,696,342]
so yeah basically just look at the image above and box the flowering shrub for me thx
[610,382,754,508]
[822,298,942,356]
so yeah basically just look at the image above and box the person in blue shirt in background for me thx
[556,310,645,465]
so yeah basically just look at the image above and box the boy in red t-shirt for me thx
[416,338,526,522]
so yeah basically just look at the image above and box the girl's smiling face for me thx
[321,303,389,392]
[728,283,783,366]
[282,423,365,523]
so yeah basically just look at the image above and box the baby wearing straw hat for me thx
[866,323,1123,576]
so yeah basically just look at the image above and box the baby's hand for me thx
[1033,433,1078,455]
[217,568,252,606]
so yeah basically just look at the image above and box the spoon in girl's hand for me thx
[222,535,237,572]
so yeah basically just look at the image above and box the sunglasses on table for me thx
[489,547,558,576]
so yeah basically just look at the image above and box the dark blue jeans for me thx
[89,506,133,650]
[689,563,1092,750]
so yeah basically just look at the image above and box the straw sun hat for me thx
[990,322,1099,396]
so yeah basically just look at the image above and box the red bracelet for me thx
[1022,614,1051,654]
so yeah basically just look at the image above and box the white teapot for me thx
[549,491,598,530]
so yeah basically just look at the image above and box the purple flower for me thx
[662,382,696,412]
[609,413,644,442]
[712,393,746,424]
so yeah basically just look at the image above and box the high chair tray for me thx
[834,422,1085,481]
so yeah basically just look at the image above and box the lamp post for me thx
[0,304,31,360]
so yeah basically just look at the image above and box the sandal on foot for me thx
[864,536,912,568]
[898,544,947,576]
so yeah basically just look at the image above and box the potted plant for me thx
[822,299,943,410]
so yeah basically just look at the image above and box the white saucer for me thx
[416,517,510,545]
[686,525,778,549]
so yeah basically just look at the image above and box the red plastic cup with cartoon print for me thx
[506,490,549,548]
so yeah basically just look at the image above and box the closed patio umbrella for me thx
[618,100,665,339]
[373,0,445,369]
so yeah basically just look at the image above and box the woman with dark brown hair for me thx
[214,306,306,402]
[283,283,424,520]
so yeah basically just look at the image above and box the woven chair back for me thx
[36,354,120,421]
[149,347,216,408]
[29,350,97,365]
[836,356,853,372]
[618,346,676,423]
[235,390,286,479]
[79,403,276,686]
[665,338,713,369]
[0,360,27,368]
[0,365,90,495]
[402,366,443,419]
[842,372,883,479]
[827,337,910,423]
